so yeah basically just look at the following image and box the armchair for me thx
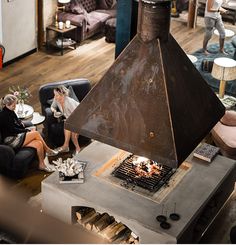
[211,110,236,159]
[39,78,91,147]
[0,131,36,179]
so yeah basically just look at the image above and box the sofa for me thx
[211,110,236,159]
[0,130,36,179]
[58,0,117,43]
[39,78,91,147]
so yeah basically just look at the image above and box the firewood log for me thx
[77,209,96,224]
[75,207,94,220]
[100,221,118,238]
[104,222,126,241]
[85,213,101,230]
[92,213,115,232]
[112,227,132,243]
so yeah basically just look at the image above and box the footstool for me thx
[104,18,116,43]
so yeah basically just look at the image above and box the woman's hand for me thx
[220,7,228,13]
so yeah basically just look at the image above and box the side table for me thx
[46,24,77,55]
[31,112,45,126]
[15,104,34,119]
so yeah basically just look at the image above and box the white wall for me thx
[0,1,2,44]
[43,0,57,33]
[2,0,37,62]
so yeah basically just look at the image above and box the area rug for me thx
[192,42,236,96]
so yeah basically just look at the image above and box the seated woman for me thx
[50,85,81,154]
[0,94,58,172]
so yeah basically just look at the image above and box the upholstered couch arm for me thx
[0,145,15,176]
[220,110,236,126]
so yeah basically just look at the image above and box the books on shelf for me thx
[193,143,220,162]
[219,95,236,109]
[56,38,74,47]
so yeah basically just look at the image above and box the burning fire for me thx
[132,156,163,177]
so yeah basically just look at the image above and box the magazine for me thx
[193,143,220,162]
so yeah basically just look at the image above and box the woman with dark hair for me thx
[0,94,58,172]
[50,85,80,155]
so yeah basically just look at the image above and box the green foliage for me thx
[9,85,32,103]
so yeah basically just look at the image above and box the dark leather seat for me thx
[39,78,91,147]
[0,130,36,179]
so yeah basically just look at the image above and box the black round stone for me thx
[160,221,171,229]
[169,213,180,221]
[156,215,167,223]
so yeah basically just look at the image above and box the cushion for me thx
[71,2,86,14]
[220,110,236,126]
[98,0,114,9]
[68,86,79,102]
[47,98,54,106]
[212,122,236,158]
[80,0,96,13]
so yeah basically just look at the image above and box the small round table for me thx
[214,29,235,38]
[31,112,45,126]
[15,104,34,119]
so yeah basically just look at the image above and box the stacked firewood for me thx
[75,207,139,243]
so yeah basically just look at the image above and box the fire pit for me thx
[42,141,236,243]
[112,155,176,192]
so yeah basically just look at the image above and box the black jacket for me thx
[0,107,29,139]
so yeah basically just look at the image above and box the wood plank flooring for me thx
[2,16,235,113]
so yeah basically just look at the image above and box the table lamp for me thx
[211,57,236,99]
[55,0,71,28]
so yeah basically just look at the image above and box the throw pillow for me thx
[71,3,86,14]
[80,0,96,13]
[68,86,79,102]
[47,98,54,106]
[98,0,114,9]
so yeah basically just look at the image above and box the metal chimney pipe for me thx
[137,0,171,42]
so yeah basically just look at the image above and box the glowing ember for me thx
[132,155,163,177]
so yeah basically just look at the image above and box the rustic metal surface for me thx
[65,0,225,168]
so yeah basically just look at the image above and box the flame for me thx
[131,155,163,177]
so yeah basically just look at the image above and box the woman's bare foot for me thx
[203,49,210,55]
[219,49,228,55]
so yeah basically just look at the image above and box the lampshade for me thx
[212,57,236,81]
[58,0,70,3]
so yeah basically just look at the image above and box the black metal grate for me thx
[112,155,176,192]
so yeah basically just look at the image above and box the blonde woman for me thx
[50,86,80,154]
[0,94,58,172]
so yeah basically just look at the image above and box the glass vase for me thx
[17,100,24,117]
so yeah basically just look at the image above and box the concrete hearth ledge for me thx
[42,141,236,243]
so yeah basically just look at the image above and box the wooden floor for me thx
[2,16,236,113]
[1,16,236,243]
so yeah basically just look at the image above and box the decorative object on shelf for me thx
[58,21,64,30]
[65,20,71,29]
[52,157,87,184]
[55,0,71,28]
[171,0,179,17]
[9,85,32,117]
[9,85,31,103]
[211,57,236,99]
[193,143,220,162]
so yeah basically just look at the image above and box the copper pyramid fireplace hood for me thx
[65,0,225,168]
